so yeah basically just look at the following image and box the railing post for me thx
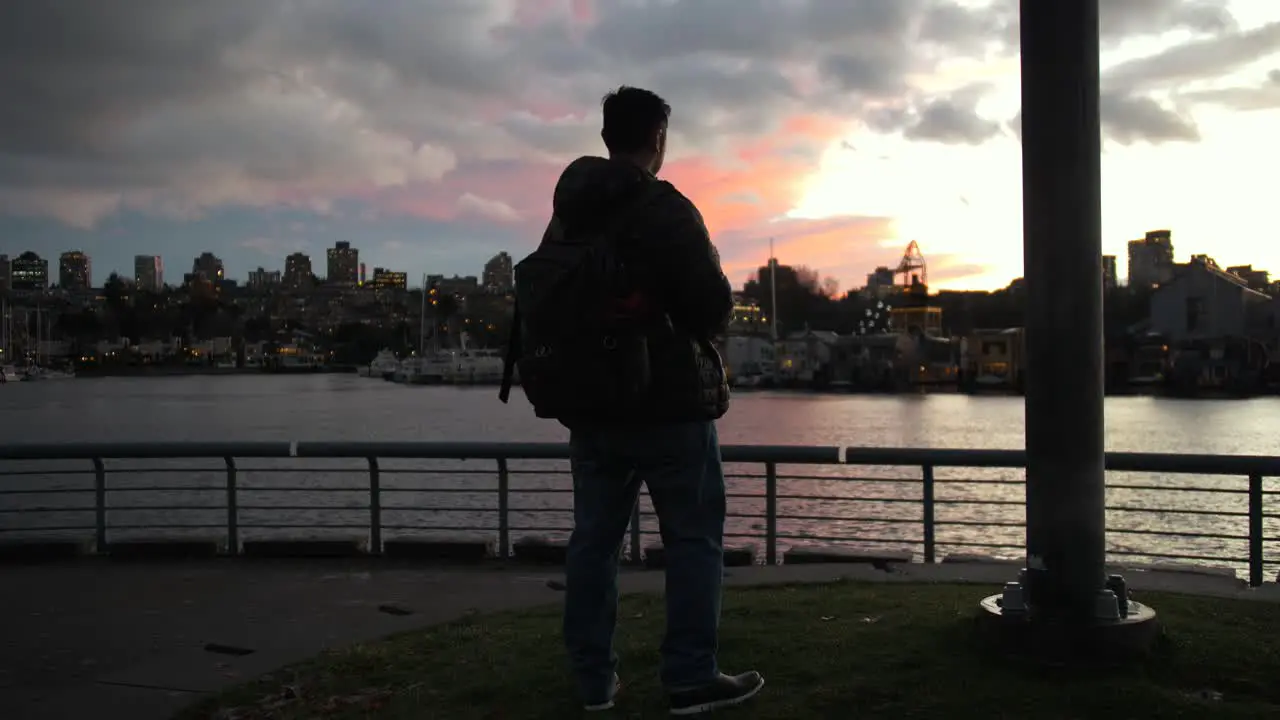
[765,461,778,566]
[922,464,936,564]
[497,458,510,560]
[367,457,382,555]
[629,499,642,566]
[1248,474,1264,587]
[92,457,106,553]
[224,457,239,556]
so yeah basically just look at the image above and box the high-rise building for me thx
[134,255,164,292]
[326,241,359,286]
[190,252,224,284]
[359,263,367,287]
[0,254,10,292]
[10,251,49,292]
[284,252,313,289]
[59,250,92,290]
[371,267,407,290]
[1127,230,1175,289]
[248,267,282,291]
[482,252,514,294]
[1101,255,1118,290]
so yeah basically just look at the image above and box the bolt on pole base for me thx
[975,574,1160,666]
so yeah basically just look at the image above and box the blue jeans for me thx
[563,420,726,700]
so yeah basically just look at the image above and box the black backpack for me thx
[499,187,662,420]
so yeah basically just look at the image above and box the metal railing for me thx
[1,442,1278,586]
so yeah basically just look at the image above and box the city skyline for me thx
[0,226,1267,295]
[1,2,1278,292]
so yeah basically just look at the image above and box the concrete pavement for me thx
[2,559,1275,720]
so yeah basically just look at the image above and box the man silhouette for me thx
[508,86,764,715]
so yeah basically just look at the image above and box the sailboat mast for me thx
[769,238,779,342]
[418,273,427,356]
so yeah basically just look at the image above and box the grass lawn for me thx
[176,582,1280,719]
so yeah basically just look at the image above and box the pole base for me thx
[976,593,1160,667]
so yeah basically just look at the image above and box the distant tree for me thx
[821,276,840,299]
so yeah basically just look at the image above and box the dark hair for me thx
[601,86,671,155]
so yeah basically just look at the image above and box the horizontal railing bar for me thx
[0,443,294,459]
[1104,549,1245,563]
[774,495,924,504]
[291,442,846,464]
[98,486,227,493]
[764,514,922,524]
[0,526,94,532]
[0,469,92,477]
[771,475,924,484]
[936,519,1024,528]
[939,539,1033,549]
[774,533,924,544]
[209,523,368,530]
[1103,484,1249,494]
[379,525,571,532]
[1107,506,1249,517]
[1109,528,1251,541]
[227,505,371,511]
[0,488,94,495]
[79,524,230,530]
[0,507,95,513]
[0,443,1273,476]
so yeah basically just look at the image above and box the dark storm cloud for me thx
[1007,91,1201,147]
[938,1,1272,147]
[904,86,1003,146]
[1093,20,1280,143]
[0,0,1275,229]
[1180,68,1280,112]
[1105,20,1280,92]
[973,0,1237,47]
[998,12,1279,147]
[1098,92,1200,144]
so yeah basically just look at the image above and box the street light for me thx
[977,0,1158,662]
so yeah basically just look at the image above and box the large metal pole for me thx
[1020,0,1107,621]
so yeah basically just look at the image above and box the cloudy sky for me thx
[1,0,1278,292]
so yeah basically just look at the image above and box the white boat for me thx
[403,353,452,384]
[391,358,415,383]
[20,364,76,381]
[444,349,505,384]
[359,349,400,379]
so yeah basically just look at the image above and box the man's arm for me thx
[643,185,734,338]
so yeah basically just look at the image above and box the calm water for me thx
[1,375,1277,575]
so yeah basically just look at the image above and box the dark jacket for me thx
[544,155,733,423]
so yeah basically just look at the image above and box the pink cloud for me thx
[372,109,990,289]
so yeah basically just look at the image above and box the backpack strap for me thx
[498,299,521,404]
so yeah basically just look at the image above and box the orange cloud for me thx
[374,109,990,289]
[664,112,847,235]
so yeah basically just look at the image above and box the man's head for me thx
[601,86,670,175]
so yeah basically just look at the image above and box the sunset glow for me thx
[1,1,1277,294]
